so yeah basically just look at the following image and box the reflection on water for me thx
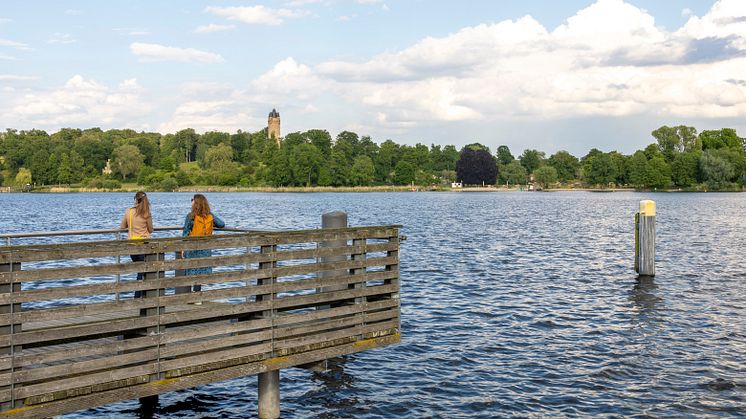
[0,192,743,418]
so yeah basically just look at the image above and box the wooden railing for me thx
[0,225,401,418]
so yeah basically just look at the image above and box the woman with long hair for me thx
[120,191,153,297]
[182,194,225,296]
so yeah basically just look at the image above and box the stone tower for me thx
[268,108,281,146]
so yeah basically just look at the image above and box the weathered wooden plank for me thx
[0,264,398,326]
[159,341,273,373]
[0,334,159,370]
[0,251,397,289]
[0,333,400,418]
[12,362,159,400]
[274,283,398,311]
[160,317,272,346]
[0,227,400,264]
[274,319,399,352]
[0,316,157,347]
[0,348,159,387]
[273,299,398,327]
[160,330,273,359]
[275,308,398,340]
[0,283,396,347]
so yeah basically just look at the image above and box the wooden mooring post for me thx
[0,222,401,418]
[635,200,656,277]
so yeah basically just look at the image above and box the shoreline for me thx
[2,185,741,193]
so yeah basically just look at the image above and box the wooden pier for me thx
[0,224,401,418]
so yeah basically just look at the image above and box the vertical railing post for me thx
[636,200,656,277]
[351,236,367,337]
[320,211,348,308]
[174,250,190,295]
[257,243,279,419]
[0,259,22,410]
[138,249,165,409]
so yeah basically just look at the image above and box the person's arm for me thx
[212,213,226,229]
[146,216,153,234]
[120,209,129,229]
[182,215,193,237]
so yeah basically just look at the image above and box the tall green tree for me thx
[290,143,323,186]
[501,161,527,186]
[496,145,515,166]
[534,166,558,189]
[547,150,579,182]
[671,152,700,187]
[112,144,145,180]
[699,150,735,190]
[350,156,375,186]
[519,149,545,174]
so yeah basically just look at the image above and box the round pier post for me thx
[258,369,280,419]
[321,211,348,296]
[636,200,656,277]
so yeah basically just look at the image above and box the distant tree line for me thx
[0,125,743,191]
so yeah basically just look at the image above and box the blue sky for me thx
[1,0,744,156]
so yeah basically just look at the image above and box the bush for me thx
[101,179,121,190]
[84,177,104,189]
[159,176,179,191]
[175,170,193,186]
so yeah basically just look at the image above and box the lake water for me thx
[0,191,744,418]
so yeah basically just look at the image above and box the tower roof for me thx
[268,108,280,118]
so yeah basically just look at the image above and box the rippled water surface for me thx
[1,191,744,418]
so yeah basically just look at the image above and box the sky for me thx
[1,0,745,156]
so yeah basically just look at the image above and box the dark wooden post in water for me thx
[635,200,656,277]
[0,261,21,410]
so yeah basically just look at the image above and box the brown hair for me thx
[133,191,151,218]
[189,194,211,219]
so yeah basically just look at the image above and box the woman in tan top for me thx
[120,191,153,297]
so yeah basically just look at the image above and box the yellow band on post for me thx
[639,200,656,216]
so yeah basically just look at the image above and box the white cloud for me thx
[299,0,746,130]
[194,23,236,33]
[0,18,11,24]
[205,5,308,26]
[682,8,693,17]
[47,33,76,45]
[285,0,322,6]
[159,100,251,133]
[1,75,150,128]
[0,38,30,50]
[382,4,390,12]
[65,9,83,15]
[0,54,16,61]
[0,75,37,82]
[252,57,326,98]
[129,42,224,63]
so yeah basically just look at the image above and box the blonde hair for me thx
[133,191,151,218]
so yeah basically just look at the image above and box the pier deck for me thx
[0,226,401,418]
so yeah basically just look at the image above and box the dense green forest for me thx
[0,125,743,191]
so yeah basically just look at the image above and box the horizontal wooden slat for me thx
[0,334,160,370]
[160,330,273,359]
[0,333,401,418]
[0,262,397,326]
[275,319,400,351]
[275,308,399,340]
[1,348,159,387]
[12,362,159,401]
[0,227,400,264]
